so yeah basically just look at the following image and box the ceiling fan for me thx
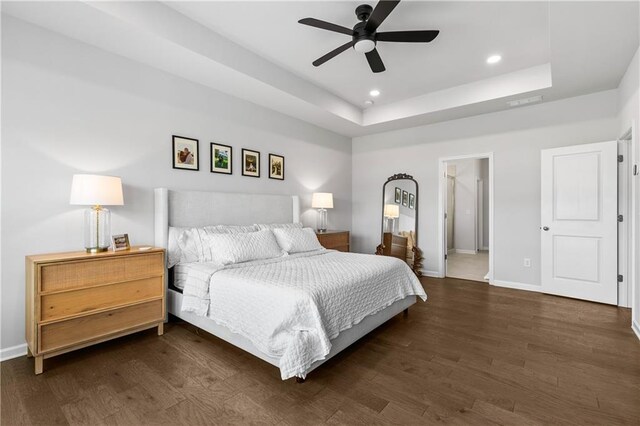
[298,0,439,73]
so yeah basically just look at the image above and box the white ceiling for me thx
[3,1,638,137]
[168,1,552,107]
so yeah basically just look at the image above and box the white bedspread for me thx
[181,250,426,380]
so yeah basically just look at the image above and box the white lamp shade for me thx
[311,192,333,209]
[70,174,124,206]
[384,204,400,218]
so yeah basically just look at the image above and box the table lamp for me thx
[70,174,124,253]
[384,204,400,233]
[311,192,333,233]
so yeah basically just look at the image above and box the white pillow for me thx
[167,226,191,268]
[171,224,259,267]
[272,227,324,254]
[174,227,205,266]
[203,229,284,265]
[255,222,303,230]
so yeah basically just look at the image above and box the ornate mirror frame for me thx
[375,173,423,276]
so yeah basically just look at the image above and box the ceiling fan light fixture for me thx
[486,54,502,64]
[354,39,376,53]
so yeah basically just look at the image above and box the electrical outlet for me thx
[524,258,531,267]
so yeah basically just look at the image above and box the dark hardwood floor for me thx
[2,277,639,425]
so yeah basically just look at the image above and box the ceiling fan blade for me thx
[377,30,439,43]
[364,0,401,33]
[365,48,386,73]
[298,18,353,36]
[312,40,356,67]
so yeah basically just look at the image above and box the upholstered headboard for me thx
[154,188,300,249]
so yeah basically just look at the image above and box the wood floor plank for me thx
[2,277,639,425]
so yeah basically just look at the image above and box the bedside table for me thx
[315,230,350,252]
[25,247,165,374]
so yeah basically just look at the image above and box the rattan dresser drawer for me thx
[39,299,163,353]
[39,252,163,293]
[40,276,163,321]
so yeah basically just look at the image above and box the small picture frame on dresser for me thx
[111,234,130,251]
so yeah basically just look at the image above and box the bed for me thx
[154,188,426,381]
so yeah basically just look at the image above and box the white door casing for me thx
[541,141,618,305]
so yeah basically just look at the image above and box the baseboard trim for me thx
[481,246,489,251]
[491,280,542,294]
[421,270,441,278]
[0,343,27,362]
[632,320,640,341]
[455,249,477,255]
[447,248,455,254]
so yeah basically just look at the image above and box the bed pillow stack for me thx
[169,223,324,267]
[272,227,324,254]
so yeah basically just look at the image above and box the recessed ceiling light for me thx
[369,89,380,97]
[486,55,502,64]
[364,100,374,106]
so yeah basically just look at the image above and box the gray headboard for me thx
[154,188,300,249]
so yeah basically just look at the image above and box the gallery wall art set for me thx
[172,135,284,180]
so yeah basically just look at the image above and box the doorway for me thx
[438,153,493,282]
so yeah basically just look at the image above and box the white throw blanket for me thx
[181,250,426,379]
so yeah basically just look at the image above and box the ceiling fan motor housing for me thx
[352,21,376,52]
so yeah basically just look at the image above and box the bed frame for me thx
[154,188,416,381]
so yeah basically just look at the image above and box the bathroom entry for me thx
[443,157,490,282]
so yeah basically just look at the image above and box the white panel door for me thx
[541,141,618,305]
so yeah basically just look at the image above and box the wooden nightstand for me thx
[25,247,165,374]
[315,230,350,252]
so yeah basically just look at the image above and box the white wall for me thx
[0,17,352,354]
[617,45,640,335]
[352,90,619,282]
[448,159,478,252]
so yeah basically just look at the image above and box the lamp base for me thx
[86,247,109,254]
[316,208,328,233]
[83,206,112,253]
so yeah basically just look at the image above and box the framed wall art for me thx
[172,135,199,171]
[211,143,232,174]
[402,190,408,207]
[409,193,415,209]
[242,149,260,177]
[395,187,401,203]
[269,154,285,180]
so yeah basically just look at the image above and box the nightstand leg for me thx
[35,356,43,375]
[26,347,33,358]
[157,322,164,336]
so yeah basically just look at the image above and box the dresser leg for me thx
[403,308,409,318]
[26,347,33,358]
[157,322,164,336]
[35,356,43,375]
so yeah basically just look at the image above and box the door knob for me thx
[542,226,549,231]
